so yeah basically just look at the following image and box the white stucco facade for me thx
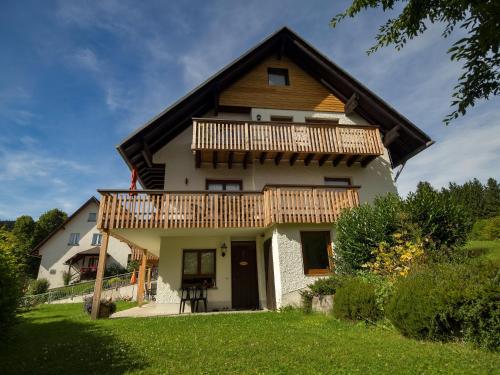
[37,199,131,289]
[135,108,398,309]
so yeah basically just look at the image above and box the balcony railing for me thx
[97,187,360,230]
[191,118,383,167]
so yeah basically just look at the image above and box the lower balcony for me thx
[97,186,360,230]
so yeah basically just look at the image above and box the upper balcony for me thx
[191,118,384,168]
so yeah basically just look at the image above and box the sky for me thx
[1,0,499,220]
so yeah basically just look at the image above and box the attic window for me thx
[268,68,289,86]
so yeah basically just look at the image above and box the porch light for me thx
[220,243,227,257]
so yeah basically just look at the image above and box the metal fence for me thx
[21,272,135,307]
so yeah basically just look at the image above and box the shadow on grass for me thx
[0,316,146,375]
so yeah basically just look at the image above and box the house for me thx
[35,197,131,288]
[91,27,432,317]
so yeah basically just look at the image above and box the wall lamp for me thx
[220,243,227,257]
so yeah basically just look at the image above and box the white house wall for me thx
[37,201,131,288]
[156,234,266,310]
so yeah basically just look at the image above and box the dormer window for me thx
[268,68,289,86]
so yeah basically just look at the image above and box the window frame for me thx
[324,177,352,187]
[181,249,217,287]
[300,231,333,276]
[91,233,102,246]
[205,179,243,191]
[68,233,80,246]
[88,212,97,222]
[267,67,290,86]
[270,115,293,122]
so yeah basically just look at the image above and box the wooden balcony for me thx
[191,118,384,168]
[97,186,360,230]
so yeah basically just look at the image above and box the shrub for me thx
[387,261,499,350]
[333,277,382,323]
[0,230,23,332]
[27,278,50,295]
[335,194,403,273]
[127,260,140,273]
[301,275,351,312]
[83,296,117,318]
[470,216,500,241]
[105,264,127,277]
[62,271,72,286]
[405,187,472,253]
[362,233,424,277]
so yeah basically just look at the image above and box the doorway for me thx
[231,241,259,309]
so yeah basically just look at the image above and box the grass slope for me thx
[1,303,499,374]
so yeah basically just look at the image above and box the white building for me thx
[35,197,131,288]
[92,27,432,312]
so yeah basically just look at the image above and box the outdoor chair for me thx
[179,286,195,314]
[193,285,208,312]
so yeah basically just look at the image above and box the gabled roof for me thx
[118,27,433,189]
[32,197,100,254]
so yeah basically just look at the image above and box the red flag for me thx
[129,167,138,191]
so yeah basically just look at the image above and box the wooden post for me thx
[90,231,110,320]
[146,267,152,290]
[137,249,148,305]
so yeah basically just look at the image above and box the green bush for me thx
[333,277,382,323]
[127,260,140,273]
[335,194,403,273]
[62,271,72,286]
[301,275,351,312]
[105,264,127,277]
[387,261,499,350]
[405,186,472,253]
[27,278,50,295]
[0,230,23,332]
[470,217,500,241]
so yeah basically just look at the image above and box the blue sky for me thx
[1,0,499,220]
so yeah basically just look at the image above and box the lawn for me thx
[464,240,500,263]
[1,303,499,375]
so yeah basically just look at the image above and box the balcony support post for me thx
[289,153,299,166]
[137,249,148,305]
[274,152,284,165]
[332,155,344,167]
[304,153,314,166]
[90,231,110,320]
[318,154,329,166]
[346,155,359,167]
[228,151,234,169]
[259,152,267,165]
[243,151,250,169]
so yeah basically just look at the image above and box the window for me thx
[300,231,332,275]
[324,177,352,188]
[88,212,97,222]
[206,180,242,191]
[305,118,339,125]
[91,233,102,246]
[267,68,289,86]
[87,256,99,267]
[182,250,216,287]
[68,233,80,246]
[270,115,293,122]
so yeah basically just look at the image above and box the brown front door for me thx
[231,241,259,310]
[263,239,277,310]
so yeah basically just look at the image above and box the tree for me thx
[13,215,35,251]
[483,177,500,217]
[331,1,500,125]
[0,228,24,332]
[32,209,67,249]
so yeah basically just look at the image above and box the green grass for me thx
[463,240,500,263]
[1,304,499,374]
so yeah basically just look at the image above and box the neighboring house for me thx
[35,197,131,288]
[94,27,432,310]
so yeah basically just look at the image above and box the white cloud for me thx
[397,119,500,195]
[73,48,100,72]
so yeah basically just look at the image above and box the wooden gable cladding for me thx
[219,55,345,112]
